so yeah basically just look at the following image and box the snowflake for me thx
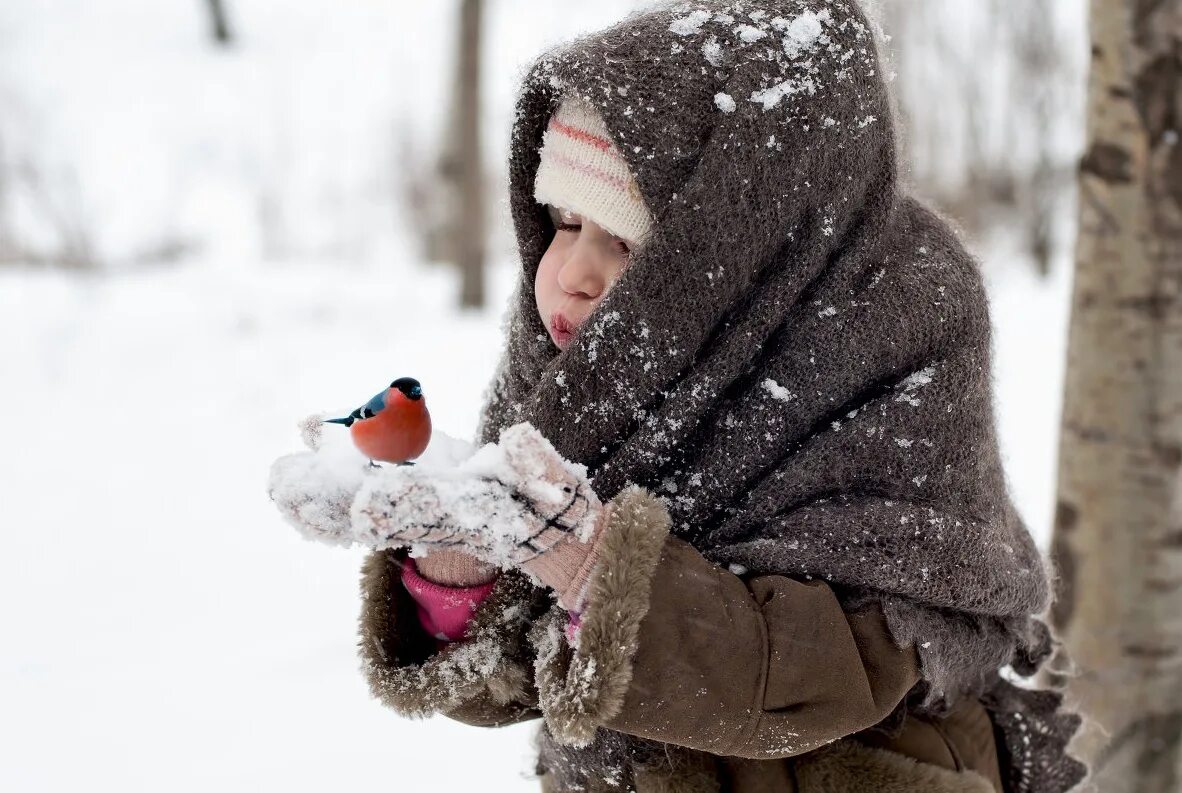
[762,378,796,402]
[669,9,711,36]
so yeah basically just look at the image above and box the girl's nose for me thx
[556,248,606,299]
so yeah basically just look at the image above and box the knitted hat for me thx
[533,97,653,245]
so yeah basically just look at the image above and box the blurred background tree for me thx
[205,0,233,47]
[448,0,486,308]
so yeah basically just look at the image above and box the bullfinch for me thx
[325,377,431,465]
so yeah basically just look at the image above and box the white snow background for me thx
[0,1,1080,791]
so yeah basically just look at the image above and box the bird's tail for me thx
[324,416,355,427]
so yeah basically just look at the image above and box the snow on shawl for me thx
[481,1,1085,791]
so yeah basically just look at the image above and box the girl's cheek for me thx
[539,250,559,288]
[535,249,562,313]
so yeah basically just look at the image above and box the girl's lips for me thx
[550,311,577,346]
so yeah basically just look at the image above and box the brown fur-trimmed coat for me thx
[360,486,1003,792]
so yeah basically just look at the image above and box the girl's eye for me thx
[556,222,581,233]
[613,239,631,256]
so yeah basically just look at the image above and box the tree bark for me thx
[1051,1,1182,791]
[454,0,485,309]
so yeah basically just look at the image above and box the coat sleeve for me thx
[359,548,545,728]
[528,486,921,758]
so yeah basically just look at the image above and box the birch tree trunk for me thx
[1050,1,1182,791]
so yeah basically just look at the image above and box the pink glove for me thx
[400,557,496,642]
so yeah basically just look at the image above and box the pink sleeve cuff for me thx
[400,557,498,643]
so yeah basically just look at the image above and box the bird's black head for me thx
[391,377,423,401]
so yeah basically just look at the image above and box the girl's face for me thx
[535,205,636,350]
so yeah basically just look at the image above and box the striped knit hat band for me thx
[533,97,653,246]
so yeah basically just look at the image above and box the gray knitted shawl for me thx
[477,1,1085,791]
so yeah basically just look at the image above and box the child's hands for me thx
[352,455,597,564]
[267,431,497,586]
[353,423,607,608]
[267,419,606,608]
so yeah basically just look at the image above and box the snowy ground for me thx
[0,1,1079,790]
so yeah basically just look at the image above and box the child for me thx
[272,1,1087,791]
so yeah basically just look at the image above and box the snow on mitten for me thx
[352,422,607,608]
[267,414,375,546]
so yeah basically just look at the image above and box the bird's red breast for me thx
[350,387,432,464]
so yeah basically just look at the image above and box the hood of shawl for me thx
[498,0,899,465]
